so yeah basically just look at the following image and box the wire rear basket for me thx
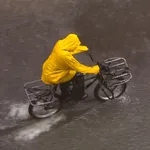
[24,80,53,106]
[103,57,132,86]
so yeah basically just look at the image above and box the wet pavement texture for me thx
[0,0,150,149]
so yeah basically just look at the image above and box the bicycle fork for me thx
[99,83,115,100]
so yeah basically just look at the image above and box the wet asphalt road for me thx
[0,0,150,149]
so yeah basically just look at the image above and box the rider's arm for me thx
[63,53,100,74]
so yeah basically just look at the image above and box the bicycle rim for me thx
[29,98,61,119]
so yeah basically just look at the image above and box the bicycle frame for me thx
[84,74,99,89]
[51,74,100,99]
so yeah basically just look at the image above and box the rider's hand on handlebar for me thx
[99,63,110,74]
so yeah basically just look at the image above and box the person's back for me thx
[41,34,100,85]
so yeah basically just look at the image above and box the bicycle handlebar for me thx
[86,51,110,74]
[86,51,99,65]
[87,51,95,63]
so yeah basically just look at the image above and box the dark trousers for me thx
[59,73,84,98]
[59,80,72,97]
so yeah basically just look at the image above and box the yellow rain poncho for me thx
[41,34,100,84]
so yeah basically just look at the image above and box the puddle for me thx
[5,103,30,120]
[0,102,30,130]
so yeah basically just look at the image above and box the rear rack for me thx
[24,80,53,106]
[103,57,132,86]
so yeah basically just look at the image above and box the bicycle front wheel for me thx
[94,83,126,102]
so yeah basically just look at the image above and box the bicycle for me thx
[24,52,132,119]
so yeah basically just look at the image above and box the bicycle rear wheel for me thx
[94,83,126,102]
[28,95,61,119]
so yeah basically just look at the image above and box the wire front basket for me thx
[103,57,132,86]
[24,80,53,106]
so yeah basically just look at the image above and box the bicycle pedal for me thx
[82,93,88,99]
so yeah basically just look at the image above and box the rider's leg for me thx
[60,73,87,100]
[71,73,87,99]
[59,81,71,98]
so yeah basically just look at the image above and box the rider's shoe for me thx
[60,92,71,100]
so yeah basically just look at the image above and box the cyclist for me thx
[41,33,100,99]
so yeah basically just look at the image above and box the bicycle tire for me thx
[94,83,127,102]
[28,98,61,119]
